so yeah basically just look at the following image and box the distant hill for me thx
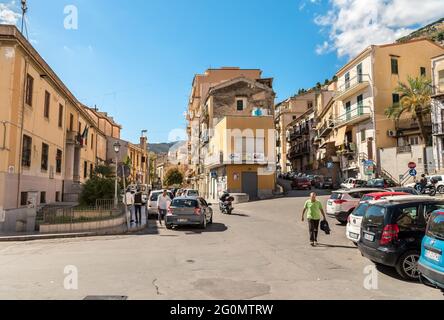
[148,142,178,154]
[397,18,444,45]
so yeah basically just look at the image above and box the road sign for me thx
[409,169,417,177]
[408,162,417,169]
[364,160,375,176]
[327,162,334,169]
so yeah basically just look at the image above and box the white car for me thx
[147,190,175,215]
[340,178,367,189]
[326,188,383,224]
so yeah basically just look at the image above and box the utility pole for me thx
[20,0,29,39]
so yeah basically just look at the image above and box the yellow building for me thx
[431,54,444,172]
[332,39,444,180]
[200,76,276,201]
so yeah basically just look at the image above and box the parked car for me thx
[165,197,213,229]
[366,178,398,189]
[183,189,199,197]
[346,192,409,244]
[306,175,316,186]
[291,177,312,190]
[358,198,444,280]
[341,178,367,189]
[317,176,334,189]
[147,190,175,216]
[386,187,420,195]
[326,188,383,224]
[428,175,444,194]
[418,210,444,290]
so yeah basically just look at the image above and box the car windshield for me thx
[150,192,161,201]
[361,195,375,202]
[187,190,199,196]
[330,193,342,200]
[367,179,383,187]
[364,205,387,226]
[171,199,199,208]
[428,213,444,240]
[353,203,370,217]
[299,179,309,183]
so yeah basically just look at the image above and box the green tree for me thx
[164,167,184,187]
[94,164,114,178]
[385,76,433,146]
[79,176,117,206]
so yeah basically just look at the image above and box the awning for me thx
[335,126,347,147]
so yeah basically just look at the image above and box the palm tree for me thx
[385,76,433,146]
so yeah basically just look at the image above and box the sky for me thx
[1,0,443,143]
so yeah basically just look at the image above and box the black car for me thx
[358,198,444,281]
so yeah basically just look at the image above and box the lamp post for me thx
[113,141,121,207]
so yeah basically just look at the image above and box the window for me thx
[345,72,350,89]
[420,67,426,77]
[308,101,314,109]
[357,63,363,82]
[410,136,420,145]
[22,135,32,167]
[392,93,400,105]
[391,58,399,75]
[293,116,297,120]
[78,122,82,134]
[58,104,64,128]
[41,143,49,171]
[25,74,34,106]
[84,161,88,178]
[424,204,444,222]
[91,134,94,150]
[56,149,62,174]
[20,192,28,206]
[55,192,61,202]
[69,114,74,131]
[361,129,366,142]
[236,98,245,111]
[44,91,50,119]
[90,164,94,178]
[40,192,46,204]
[439,70,444,92]
[396,205,424,230]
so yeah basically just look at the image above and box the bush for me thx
[164,168,184,187]
[79,176,117,206]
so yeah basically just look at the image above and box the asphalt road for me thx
[0,187,443,300]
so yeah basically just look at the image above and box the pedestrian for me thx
[157,189,171,226]
[134,188,143,225]
[125,189,135,223]
[302,192,327,247]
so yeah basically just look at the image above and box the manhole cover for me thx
[84,296,128,300]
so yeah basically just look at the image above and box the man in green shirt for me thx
[302,192,327,246]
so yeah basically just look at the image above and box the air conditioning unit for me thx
[387,130,397,137]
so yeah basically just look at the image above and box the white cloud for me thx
[314,0,444,58]
[0,2,21,25]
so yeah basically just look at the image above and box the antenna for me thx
[20,0,29,39]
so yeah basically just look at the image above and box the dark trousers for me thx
[158,209,167,224]
[135,205,142,223]
[308,219,320,242]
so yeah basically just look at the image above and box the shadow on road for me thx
[171,223,228,234]
[316,243,358,250]
[228,213,250,217]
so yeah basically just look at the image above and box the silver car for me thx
[165,197,213,229]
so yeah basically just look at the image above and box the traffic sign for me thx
[409,169,417,177]
[408,162,417,169]
[327,162,334,169]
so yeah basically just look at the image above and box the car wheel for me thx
[396,251,420,281]
[438,186,444,194]
[166,224,173,230]
[337,219,347,225]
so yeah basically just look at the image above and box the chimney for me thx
[140,136,148,150]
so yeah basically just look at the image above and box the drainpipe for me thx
[17,58,29,208]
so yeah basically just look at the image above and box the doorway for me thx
[242,172,258,201]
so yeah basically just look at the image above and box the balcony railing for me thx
[318,119,335,138]
[397,118,432,130]
[397,145,412,153]
[335,105,372,127]
[335,74,370,100]
[433,122,444,136]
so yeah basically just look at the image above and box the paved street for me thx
[0,190,443,300]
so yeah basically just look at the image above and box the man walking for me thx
[134,188,143,225]
[125,189,135,223]
[157,189,171,226]
[302,192,327,247]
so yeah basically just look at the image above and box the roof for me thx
[364,192,409,198]
[334,188,384,193]
[374,195,442,206]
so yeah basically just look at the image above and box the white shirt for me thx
[125,192,134,205]
[157,195,171,210]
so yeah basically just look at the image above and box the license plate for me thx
[178,219,188,223]
[425,250,441,262]
[349,232,359,240]
[364,233,375,242]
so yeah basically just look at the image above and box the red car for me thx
[360,191,408,202]
[291,178,312,190]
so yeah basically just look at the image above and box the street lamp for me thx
[113,141,121,207]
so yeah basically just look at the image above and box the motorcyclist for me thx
[419,174,428,189]
[219,191,233,213]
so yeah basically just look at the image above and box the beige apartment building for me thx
[431,54,444,172]
[275,91,317,174]
[331,39,444,182]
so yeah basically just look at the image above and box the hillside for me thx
[397,18,444,45]
[148,142,178,154]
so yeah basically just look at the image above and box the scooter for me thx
[219,196,234,215]
[415,182,437,197]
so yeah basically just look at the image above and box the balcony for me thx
[288,145,310,159]
[433,122,444,136]
[337,142,357,155]
[318,119,335,138]
[66,131,83,147]
[335,105,372,128]
[335,74,371,101]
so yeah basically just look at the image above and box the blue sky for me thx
[1,0,443,143]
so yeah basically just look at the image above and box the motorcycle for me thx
[415,182,437,197]
[219,196,234,215]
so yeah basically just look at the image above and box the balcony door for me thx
[345,72,350,90]
[357,64,363,83]
[357,95,364,115]
[345,102,352,121]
